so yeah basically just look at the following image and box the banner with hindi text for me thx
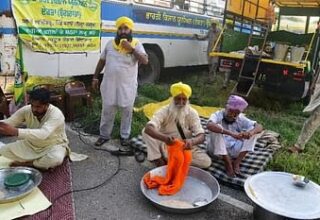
[12,0,101,53]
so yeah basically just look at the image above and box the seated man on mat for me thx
[0,88,69,170]
[206,95,263,177]
[142,82,212,169]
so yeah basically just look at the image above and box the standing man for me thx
[92,16,148,156]
[206,95,263,177]
[289,22,320,154]
[142,82,212,169]
[194,19,221,80]
[0,88,69,170]
[266,0,276,26]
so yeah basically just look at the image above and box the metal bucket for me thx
[274,43,289,61]
[291,46,305,63]
[140,166,220,214]
[245,172,320,220]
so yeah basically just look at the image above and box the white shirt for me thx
[147,104,204,138]
[100,40,147,107]
[209,109,256,157]
[3,104,68,159]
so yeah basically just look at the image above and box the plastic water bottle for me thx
[286,47,291,62]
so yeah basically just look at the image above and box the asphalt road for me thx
[0,124,254,220]
[67,126,254,220]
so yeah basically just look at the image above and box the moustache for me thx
[223,117,236,124]
[115,33,133,45]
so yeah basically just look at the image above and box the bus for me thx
[0,0,225,84]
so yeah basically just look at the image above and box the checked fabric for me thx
[130,118,282,187]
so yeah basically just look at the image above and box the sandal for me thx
[94,138,109,146]
[288,145,303,154]
[110,146,134,156]
[134,151,146,163]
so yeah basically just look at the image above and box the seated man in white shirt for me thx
[0,88,69,170]
[207,95,263,177]
[142,82,212,169]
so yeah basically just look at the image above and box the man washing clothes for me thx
[142,82,212,169]
[206,95,263,177]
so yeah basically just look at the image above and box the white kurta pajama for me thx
[294,60,320,150]
[0,104,68,169]
[142,104,212,169]
[207,110,259,158]
[99,40,147,139]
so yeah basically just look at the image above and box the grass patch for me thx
[77,70,319,183]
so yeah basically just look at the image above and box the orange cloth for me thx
[143,139,192,195]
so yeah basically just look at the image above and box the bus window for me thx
[278,16,307,34]
[308,17,320,33]
[206,0,225,17]
[174,0,205,14]
[135,0,172,8]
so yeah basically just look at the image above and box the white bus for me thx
[0,0,225,83]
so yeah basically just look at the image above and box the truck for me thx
[211,0,320,100]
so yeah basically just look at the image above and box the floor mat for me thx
[130,118,282,187]
[23,159,75,220]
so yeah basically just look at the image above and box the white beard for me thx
[164,100,189,128]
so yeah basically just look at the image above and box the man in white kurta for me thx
[207,95,263,177]
[142,82,212,169]
[92,17,148,154]
[0,88,68,170]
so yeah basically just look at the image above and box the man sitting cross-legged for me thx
[206,95,263,177]
[142,82,212,169]
[0,88,69,170]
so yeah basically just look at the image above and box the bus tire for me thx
[138,49,161,85]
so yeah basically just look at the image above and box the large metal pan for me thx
[140,166,220,214]
[244,171,320,220]
[0,167,42,203]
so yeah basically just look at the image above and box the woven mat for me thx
[23,159,75,220]
[130,118,282,187]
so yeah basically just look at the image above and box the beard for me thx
[164,100,189,128]
[115,32,133,45]
[32,111,46,118]
[222,112,236,124]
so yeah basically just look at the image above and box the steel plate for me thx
[244,171,320,219]
[0,167,42,204]
[140,166,220,214]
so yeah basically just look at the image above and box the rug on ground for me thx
[130,117,282,187]
[23,159,75,220]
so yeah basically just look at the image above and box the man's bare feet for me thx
[152,158,166,167]
[222,155,235,177]
[233,161,241,175]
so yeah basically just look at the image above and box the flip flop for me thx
[110,147,134,156]
[94,138,109,146]
[134,151,146,163]
[288,145,303,154]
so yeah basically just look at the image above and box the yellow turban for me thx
[115,16,134,30]
[210,19,218,25]
[170,82,192,98]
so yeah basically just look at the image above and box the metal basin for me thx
[0,167,42,203]
[140,166,220,214]
[245,171,320,220]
